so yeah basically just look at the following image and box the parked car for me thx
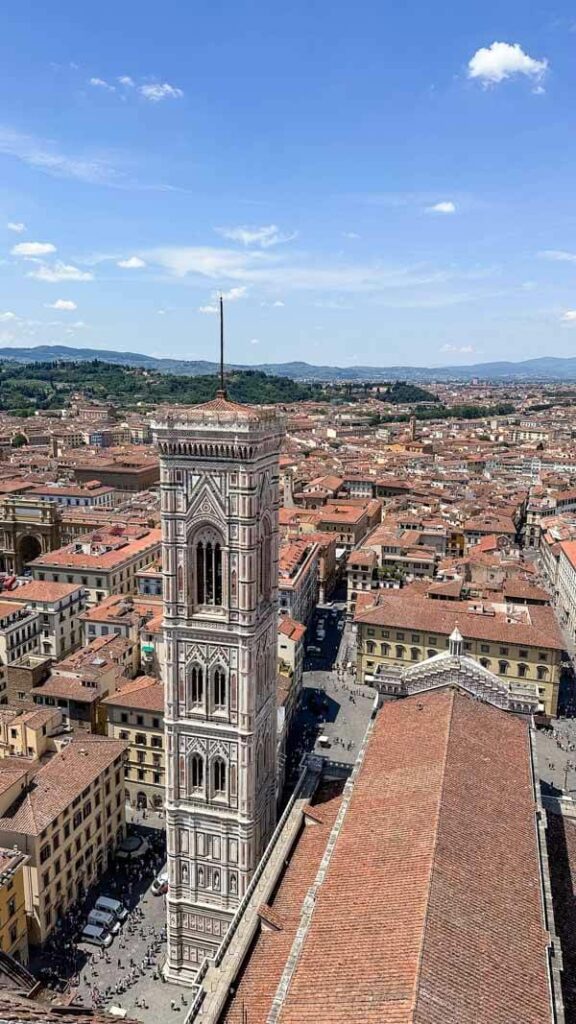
[151,871,168,896]
[88,908,121,935]
[81,923,113,948]
[94,895,129,924]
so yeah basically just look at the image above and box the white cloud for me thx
[467,41,548,87]
[220,286,247,301]
[539,250,576,263]
[27,262,94,283]
[0,126,122,187]
[199,284,247,313]
[6,221,25,233]
[215,224,297,248]
[441,344,475,353]
[0,126,176,192]
[426,201,456,214]
[117,256,147,269]
[11,241,56,256]
[250,338,260,345]
[342,231,360,239]
[89,77,115,91]
[561,310,576,322]
[0,312,17,322]
[46,299,77,311]
[118,76,135,87]
[139,82,183,102]
[142,244,491,304]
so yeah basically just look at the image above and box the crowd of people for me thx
[31,826,167,1009]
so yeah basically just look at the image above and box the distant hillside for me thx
[0,361,324,416]
[2,345,576,381]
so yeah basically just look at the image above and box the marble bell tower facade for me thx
[154,393,283,984]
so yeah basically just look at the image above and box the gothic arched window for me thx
[190,664,204,704]
[258,518,272,602]
[213,758,226,795]
[195,528,223,606]
[213,667,227,710]
[191,754,204,790]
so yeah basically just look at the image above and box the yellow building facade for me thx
[0,848,28,963]
[355,596,563,717]
[102,676,164,811]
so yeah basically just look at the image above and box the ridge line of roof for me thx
[411,689,456,1022]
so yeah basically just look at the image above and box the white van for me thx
[81,923,113,948]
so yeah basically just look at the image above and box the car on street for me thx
[87,908,121,935]
[94,895,129,924]
[80,923,113,948]
[151,870,168,896]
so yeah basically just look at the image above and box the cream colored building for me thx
[0,705,64,760]
[103,676,165,811]
[2,581,86,661]
[0,603,41,700]
[355,589,564,717]
[0,846,29,964]
[30,525,161,606]
[0,734,127,946]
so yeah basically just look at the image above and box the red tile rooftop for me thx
[354,587,564,650]
[0,580,84,603]
[278,616,306,641]
[275,692,557,1024]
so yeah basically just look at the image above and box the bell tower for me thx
[154,387,283,984]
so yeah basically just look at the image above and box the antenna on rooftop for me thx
[219,294,226,396]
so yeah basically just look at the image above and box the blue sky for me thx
[1,0,576,367]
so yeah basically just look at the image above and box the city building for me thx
[277,616,306,729]
[0,603,40,699]
[0,705,64,760]
[557,540,576,644]
[102,675,165,810]
[29,524,162,605]
[154,391,283,983]
[1,580,86,660]
[0,734,127,946]
[0,847,29,964]
[31,633,138,731]
[354,588,564,717]
[278,538,319,624]
[0,496,61,574]
[25,482,115,509]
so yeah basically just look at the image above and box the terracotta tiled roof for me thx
[221,782,344,1024]
[275,692,556,1024]
[0,734,126,835]
[278,616,306,642]
[0,580,83,603]
[102,676,164,712]
[354,589,564,651]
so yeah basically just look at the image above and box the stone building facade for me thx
[154,393,283,984]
